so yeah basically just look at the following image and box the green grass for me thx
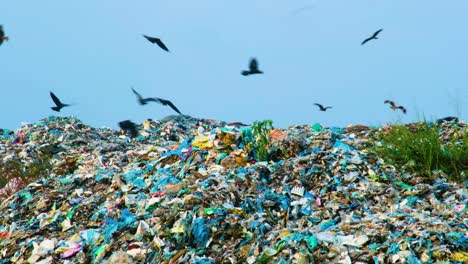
[251,119,274,161]
[370,122,467,182]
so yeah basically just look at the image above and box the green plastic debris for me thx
[395,181,414,190]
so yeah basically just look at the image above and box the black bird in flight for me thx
[143,35,169,52]
[361,29,383,45]
[50,92,71,112]
[132,87,156,105]
[118,120,138,138]
[131,88,182,115]
[384,100,406,114]
[241,58,263,76]
[0,25,9,46]
[314,103,332,111]
[154,98,182,115]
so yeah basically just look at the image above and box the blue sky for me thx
[1,0,467,130]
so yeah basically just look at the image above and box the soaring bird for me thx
[384,100,406,114]
[131,88,182,114]
[118,120,138,138]
[50,92,71,112]
[361,29,383,45]
[241,58,263,76]
[154,97,182,115]
[132,87,157,105]
[0,25,9,46]
[143,35,169,52]
[314,103,332,111]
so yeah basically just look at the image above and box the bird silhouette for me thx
[361,29,383,45]
[131,88,182,114]
[154,98,182,115]
[143,35,169,52]
[50,92,71,112]
[241,58,263,76]
[314,103,332,111]
[0,25,9,46]
[132,87,158,105]
[118,120,138,138]
[384,100,406,114]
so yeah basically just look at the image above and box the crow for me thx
[241,58,263,76]
[154,98,182,115]
[384,100,406,114]
[361,29,383,45]
[132,87,157,105]
[131,88,182,114]
[118,120,138,138]
[50,92,71,112]
[143,35,169,52]
[314,103,332,111]
[0,25,9,46]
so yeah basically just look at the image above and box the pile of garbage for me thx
[0,116,466,263]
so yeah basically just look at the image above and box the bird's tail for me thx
[241,71,250,76]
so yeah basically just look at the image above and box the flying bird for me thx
[241,58,263,76]
[361,29,383,45]
[118,120,138,138]
[132,87,158,105]
[131,88,182,114]
[314,103,332,111]
[384,100,406,114]
[143,35,169,52]
[50,92,71,112]
[154,97,182,115]
[0,25,9,46]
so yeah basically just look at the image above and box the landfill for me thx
[0,116,467,263]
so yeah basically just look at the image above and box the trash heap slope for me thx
[0,116,467,264]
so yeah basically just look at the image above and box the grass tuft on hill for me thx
[369,122,467,182]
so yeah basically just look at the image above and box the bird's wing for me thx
[314,103,324,109]
[249,58,259,71]
[50,92,62,106]
[361,37,371,45]
[144,98,159,103]
[119,120,138,137]
[398,106,407,114]
[326,106,333,109]
[384,100,396,107]
[131,87,144,101]
[118,121,128,130]
[143,35,157,43]
[0,26,4,38]
[158,98,182,114]
[155,39,169,52]
[373,29,383,38]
